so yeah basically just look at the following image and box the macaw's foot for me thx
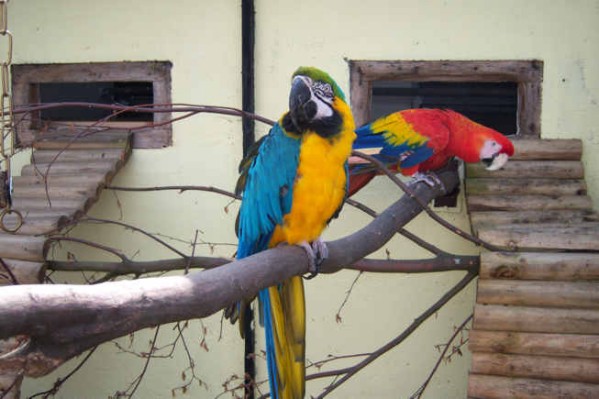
[410,171,446,194]
[299,238,328,279]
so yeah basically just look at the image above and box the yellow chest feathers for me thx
[279,122,356,245]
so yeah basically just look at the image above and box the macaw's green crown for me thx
[292,66,346,102]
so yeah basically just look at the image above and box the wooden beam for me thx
[470,210,594,227]
[466,160,584,179]
[473,304,599,334]
[469,331,599,359]
[21,160,117,177]
[471,353,599,384]
[477,280,599,309]
[0,260,45,285]
[476,223,599,251]
[479,252,599,281]
[0,234,46,262]
[465,178,586,196]
[467,194,592,212]
[511,139,582,160]
[468,374,599,399]
[32,148,127,163]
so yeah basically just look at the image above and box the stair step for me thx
[12,182,99,200]
[21,160,117,176]
[0,259,45,285]
[0,233,46,261]
[13,173,110,186]
[479,252,599,281]
[12,197,88,211]
[477,222,599,251]
[468,374,599,399]
[32,148,127,163]
[467,160,584,179]
[467,194,593,212]
[473,304,599,335]
[470,210,596,227]
[511,139,582,161]
[476,280,599,309]
[465,178,586,196]
[33,130,131,150]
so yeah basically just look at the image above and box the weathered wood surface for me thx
[470,209,595,227]
[32,148,127,163]
[0,372,22,399]
[0,260,45,285]
[1,215,63,236]
[32,130,132,150]
[468,374,599,399]
[476,223,599,251]
[467,194,593,212]
[473,304,599,335]
[477,280,599,309]
[0,234,46,262]
[471,353,599,384]
[466,160,584,179]
[480,252,599,281]
[13,173,110,186]
[469,331,599,359]
[511,139,582,160]
[465,178,586,196]
[12,183,99,200]
[21,160,118,177]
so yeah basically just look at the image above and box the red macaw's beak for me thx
[484,152,510,171]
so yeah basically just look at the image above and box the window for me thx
[12,61,173,149]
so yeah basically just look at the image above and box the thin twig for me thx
[410,314,473,399]
[27,346,98,399]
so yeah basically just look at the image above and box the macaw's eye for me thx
[313,82,334,101]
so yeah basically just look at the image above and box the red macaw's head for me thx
[445,110,515,171]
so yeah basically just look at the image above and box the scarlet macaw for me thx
[348,108,514,196]
[230,67,355,399]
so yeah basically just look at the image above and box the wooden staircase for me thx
[465,139,599,398]
[0,129,132,398]
[0,129,132,285]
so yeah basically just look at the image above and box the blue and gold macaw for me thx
[229,67,355,399]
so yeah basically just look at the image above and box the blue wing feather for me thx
[237,122,300,259]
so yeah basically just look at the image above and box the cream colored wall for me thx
[8,0,599,398]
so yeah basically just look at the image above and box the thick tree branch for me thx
[0,170,459,377]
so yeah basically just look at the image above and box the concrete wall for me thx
[7,0,598,397]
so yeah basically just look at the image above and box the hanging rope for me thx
[0,0,22,232]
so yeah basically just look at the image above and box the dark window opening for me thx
[39,81,154,122]
[371,81,518,135]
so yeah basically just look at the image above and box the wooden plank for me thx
[473,304,599,334]
[477,280,599,309]
[12,183,99,200]
[469,331,599,359]
[466,160,584,179]
[0,260,45,285]
[12,173,110,186]
[4,216,64,235]
[470,210,594,227]
[477,223,599,251]
[480,252,599,281]
[32,148,127,163]
[12,197,88,211]
[21,160,117,176]
[0,234,46,262]
[468,374,599,399]
[467,194,592,212]
[465,178,586,196]
[470,353,599,384]
[511,139,582,161]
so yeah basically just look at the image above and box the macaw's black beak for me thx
[289,76,316,131]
